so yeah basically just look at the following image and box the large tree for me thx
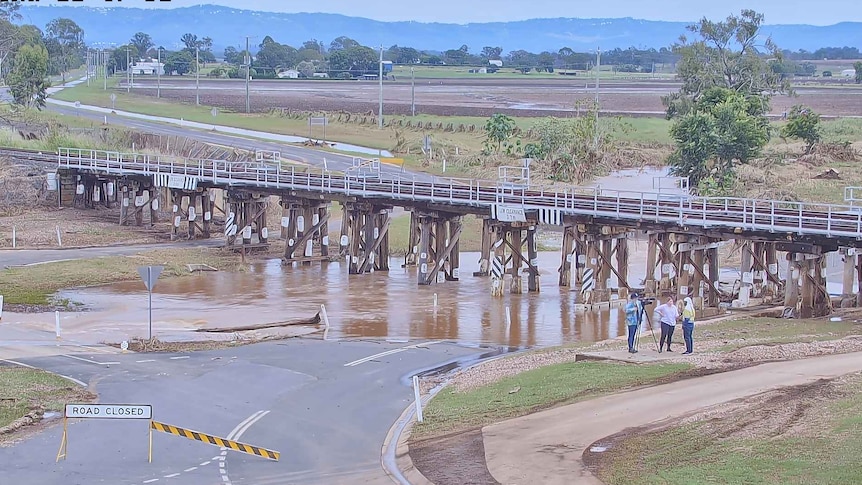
[665,10,786,194]
[663,9,790,117]
[130,32,153,58]
[0,3,21,22]
[5,43,49,109]
[45,18,84,84]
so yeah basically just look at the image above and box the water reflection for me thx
[60,252,627,348]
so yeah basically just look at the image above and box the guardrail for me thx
[56,147,862,241]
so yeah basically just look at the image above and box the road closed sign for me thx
[65,404,152,420]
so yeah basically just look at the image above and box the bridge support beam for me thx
[573,225,631,307]
[784,251,832,318]
[403,211,421,268]
[167,189,211,241]
[474,218,495,277]
[119,180,158,227]
[416,212,462,285]
[224,191,269,247]
[676,237,724,310]
[488,222,539,296]
[281,197,331,264]
[839,248,861,308]
[343,203,391,275]
[736,241,782,307]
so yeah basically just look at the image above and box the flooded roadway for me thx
[55,251,632,348]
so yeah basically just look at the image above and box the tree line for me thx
[1,5,86,108]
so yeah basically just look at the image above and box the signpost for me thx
[59,404,154,462]
[110,93,116,109]
[137,266,164,341]
[308,116,328,145]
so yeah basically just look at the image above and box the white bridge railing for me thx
[57,148,862,241]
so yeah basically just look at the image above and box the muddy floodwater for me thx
[58,251,636,348]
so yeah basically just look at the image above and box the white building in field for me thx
[841,69,856,77]
[489,59,503,67]
[131,61,164,76]
[278,69,300,79]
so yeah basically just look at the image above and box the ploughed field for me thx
[127,77,862,118]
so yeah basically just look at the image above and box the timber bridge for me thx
[53,147,862,319]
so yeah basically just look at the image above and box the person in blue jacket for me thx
[625,293,641,353]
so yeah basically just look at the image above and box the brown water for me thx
[57,251,632,348]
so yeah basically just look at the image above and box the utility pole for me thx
[126,47,131,93]
[157,48,162,98]
[244,36,251,114]
[411,66,415,117]
[103,49,108,91]
[378,45,384,129]
[86,50,91,87]
[594,47,601,149]
[195,46,200,105]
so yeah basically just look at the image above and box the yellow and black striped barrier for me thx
[150,420,280,461]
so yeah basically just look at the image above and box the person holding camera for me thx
[682,296,696,354]
[624,294,641,353]
[656,297,679,352]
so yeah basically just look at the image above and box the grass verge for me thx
[0,367,94,430]
[597,372,862,485]
[412,361,692,440]
[0,247,245,307]
[695,316,862,351]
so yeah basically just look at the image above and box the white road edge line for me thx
[183,467,197,473]
[163,473,180,478]
[169,356,190,360]
[199,461,211,466]
[2,359,87,387]
[136,359,157,363]
[143,480,159,484]
[344,340,445,367]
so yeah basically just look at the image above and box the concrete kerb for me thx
[382,351,522,484]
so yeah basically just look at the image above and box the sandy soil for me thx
[130,78,862,117]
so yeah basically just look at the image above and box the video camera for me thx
[638,297,656,305]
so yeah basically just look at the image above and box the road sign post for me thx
[58,404,154,462]
[137,266,164,341]
[110,93,116,109]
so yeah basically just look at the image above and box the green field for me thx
[0,368,93,431]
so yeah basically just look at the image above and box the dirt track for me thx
[128,77,862,117]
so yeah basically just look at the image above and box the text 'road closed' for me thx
[64,404,153,420]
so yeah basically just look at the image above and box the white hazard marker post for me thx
[137,266,164,341]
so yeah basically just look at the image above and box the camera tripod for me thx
[633,300,660,352]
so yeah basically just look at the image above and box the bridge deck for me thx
[57,148,862,248]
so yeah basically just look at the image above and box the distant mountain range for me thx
[17,5,862,54]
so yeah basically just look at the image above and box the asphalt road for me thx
[0,239,227,268]
[1,338,488,485]
[46,102,432,182]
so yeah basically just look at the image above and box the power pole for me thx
[594,47,601,149]
[86,50,91,87]
[103,49,108,91]
[411,66,415,116]
[378,45,384,129]
[157,48,162,98]
[244,36,251,114]
[126,47,130,93]
[195,46,200,105]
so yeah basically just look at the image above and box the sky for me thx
[61,0,859,26]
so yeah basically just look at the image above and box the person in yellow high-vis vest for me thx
[682,297,696,354]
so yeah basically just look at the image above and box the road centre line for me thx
[218,410,271,485]
[343,340,445,367]
[169,356,190,360]
[141,411,270,485]
[136,359,156,363]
